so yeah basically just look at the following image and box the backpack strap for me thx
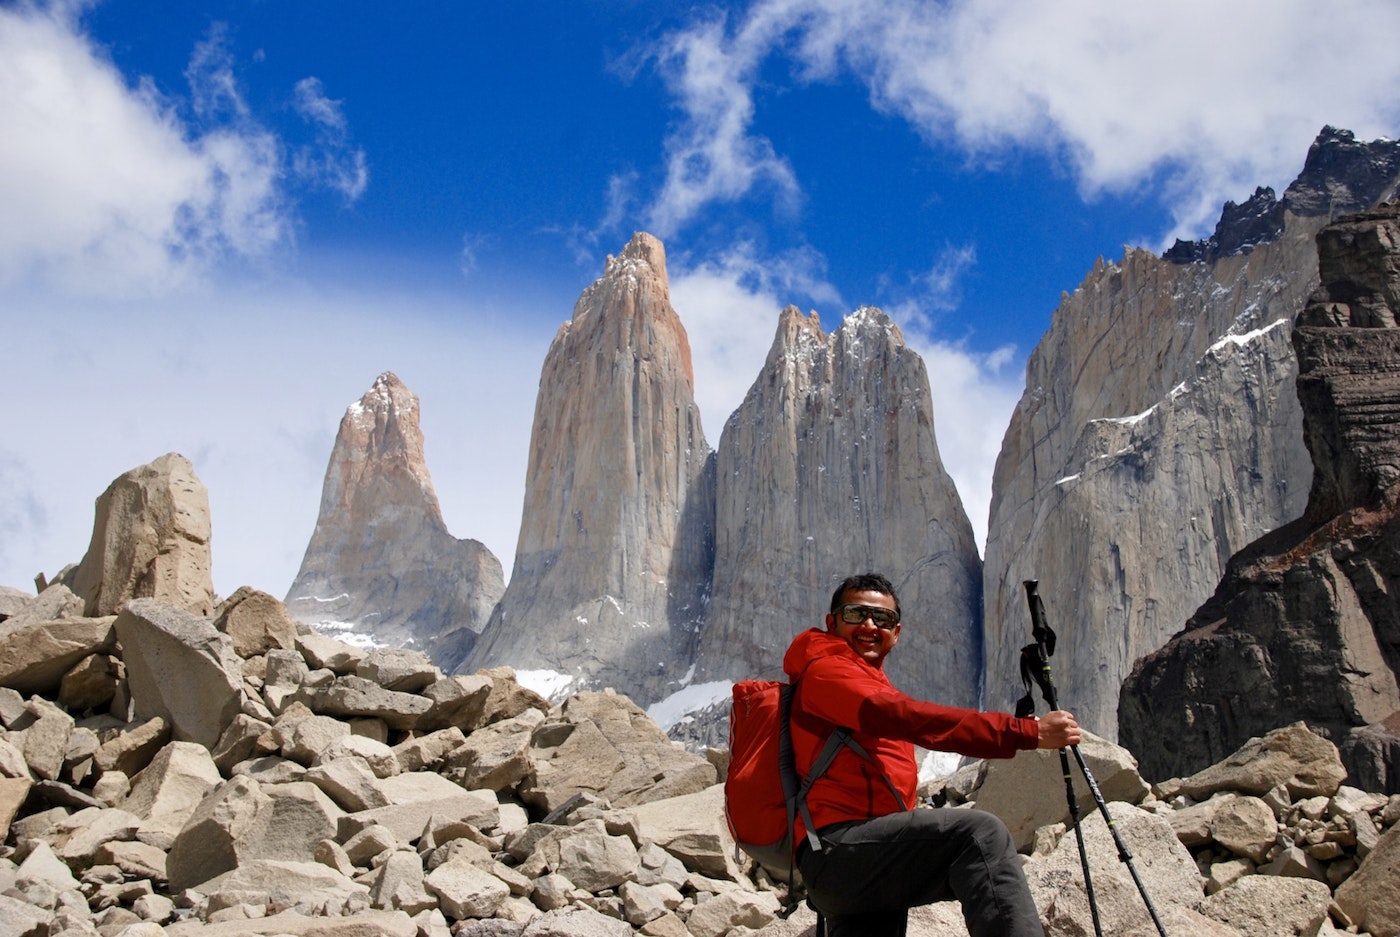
[795,727,906,853]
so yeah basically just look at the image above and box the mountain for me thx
[284,372,504,663]
[693,305,983,708]
[1120,200,1400,793]
[464,234,716,706]
[981,129,1400,740]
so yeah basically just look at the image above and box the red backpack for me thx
[724,679,901,900]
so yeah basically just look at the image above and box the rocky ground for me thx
[1,583,1398,937]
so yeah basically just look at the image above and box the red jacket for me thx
[783,627,1039,842]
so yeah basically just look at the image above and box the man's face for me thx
[825,588,901,667]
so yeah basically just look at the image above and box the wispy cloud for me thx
[292,76,369,203]
[0,3,367,294]
[645,13,801,237]
[646,0,1400,245]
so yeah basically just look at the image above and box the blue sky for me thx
[3,0,1399,600]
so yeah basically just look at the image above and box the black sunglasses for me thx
[836,604,899,629]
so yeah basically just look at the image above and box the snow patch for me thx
[918,749,964,785]
[1209,317,1288,355]
[514,669,577,701]
[309,621,383,650]
[647,681,734,732]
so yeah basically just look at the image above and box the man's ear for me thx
[824,613,838,633]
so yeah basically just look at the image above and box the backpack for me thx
[724,678,904,901]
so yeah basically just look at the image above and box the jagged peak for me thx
[604,231,668,288]
[763,305,824,371]
[1165,127,1400,265]
[839,304,906,346]
[347,370,416,422]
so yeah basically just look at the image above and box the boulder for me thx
[0,615,117,698]
[197,858,369,916]
[1209,795,1278,863]
[61,453,215,617]
[165,776,342,892]
[516,819,639,893]
[357,648,441,694]
[295,631,367,675]
[2,583,85,627]
[0,776,32,840]
[57,652,122,713]
[340,774,499,844]
[12,696,74,781]
[120,741,222,832]
[1196,874,1331,937]
[1334,822,1400,937]
[213,587,299,659]
[630,784,739,881]
[305,757,392,812]
[1026,803,1201,936]
[115,599,244,749]
[520,691,716,813]
[295,676,431,731]
[424,858,510,920]
[370,848,437,915]
[974,729,1149,850]
[686,890,782,937]
[1178,723,1348,800]
[93,716,171,777]
[417,675,493,732]
[442,710,539,793]
[517,905,633,937]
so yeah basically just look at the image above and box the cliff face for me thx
[465,234,715,707]
[285,372,504,664]
[982,129,1400,738]
[1120,203,1400,793]
[695,306,983,706]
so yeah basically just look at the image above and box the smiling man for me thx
[783,572,1080,937]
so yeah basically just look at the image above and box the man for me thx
[787,572,1081,937]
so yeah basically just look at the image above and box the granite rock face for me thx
[694,306,982,707]
[58,452,215,618]
[466,233,715,707]
[285,372,504,668]
[982,129,1400,739]
[1120,202,1400,792]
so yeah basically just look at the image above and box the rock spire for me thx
[694,306,983,707]
[465,233,715,706]
[285,372,503,665]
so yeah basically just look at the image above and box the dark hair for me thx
[829,572,901,622]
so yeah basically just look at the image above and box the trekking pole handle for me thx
[1022,580,1060,712]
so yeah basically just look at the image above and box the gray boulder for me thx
[1334,822,1400,937]
[974,729,1149,851]
[212,587,299,659]
[1196,875,1331,937]
[0,613,116,698]
[115,599,244,749]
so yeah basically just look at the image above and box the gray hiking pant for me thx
[797,807,1044,937]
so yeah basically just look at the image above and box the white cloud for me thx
[649,0,1400,244]
[0,3,372,295]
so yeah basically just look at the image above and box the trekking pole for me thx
[1018,580,1170,937]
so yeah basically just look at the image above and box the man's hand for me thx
[1036,710,1081,749]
